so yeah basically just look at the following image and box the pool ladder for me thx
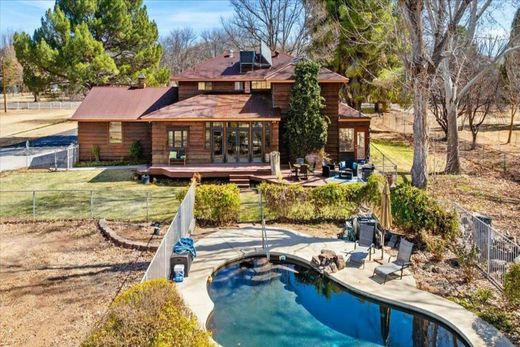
[259,193,270,261]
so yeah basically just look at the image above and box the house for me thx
[71,44,371,174]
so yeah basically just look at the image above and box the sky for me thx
[0,0,234,37]
[0,0,517,39]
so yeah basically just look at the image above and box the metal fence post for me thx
[90,190,94,218]
[487,226,491,275]
[32,191,36,219]
[146,192,150,222]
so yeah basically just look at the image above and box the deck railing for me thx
[142,182,196,282]
[369,144,398,182]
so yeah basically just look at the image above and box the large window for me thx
[234,81,244,91]
[251,80,271,89]
[109,122,122,144]
[339,128,354,152]
[198,82,212,91]
[168,128,188,149]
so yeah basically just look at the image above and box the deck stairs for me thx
[229,174,251,189]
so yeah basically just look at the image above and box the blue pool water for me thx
[207,257,469,347]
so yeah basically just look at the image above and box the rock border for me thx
[97,219,158,252]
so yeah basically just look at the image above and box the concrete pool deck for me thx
[176,226,513,347]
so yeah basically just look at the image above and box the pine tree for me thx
[286,61,328,160]
[13,0,168,97]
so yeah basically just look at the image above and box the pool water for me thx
[207,257,468,347]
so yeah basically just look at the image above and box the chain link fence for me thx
[454,203,520,288]
[142,183,195,281]
[0,189,180,222]
[0,144,79,172]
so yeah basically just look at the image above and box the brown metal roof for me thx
[71,86,177,121]
[171,52,347,83]
[266,64,349,83]
[141,93,280,121]
[338,103,371,121]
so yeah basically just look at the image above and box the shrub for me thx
[420,231,447,262]
[504,263,520,306]
[391,184,459,239]
[478,308,513,333]
[91,145,100,162]
[364,173,387,206]
[82,279,211,347]
[259,183,307,221]
[194,184,240,226]
[129,141,143,161]
[311,183,365,220]
[453,243,479,283]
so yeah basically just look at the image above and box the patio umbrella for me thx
[378,180,393,259]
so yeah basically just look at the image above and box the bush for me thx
[194,184,240,226]
[258,175,386,222]
[478,308,513,333]
[420,231,447,262]
[504,263,520,306]
[82,279,211,347]
[391,184,459,239]
[453,243,479,283]
[91,145,100,162]
[129,141,143,161]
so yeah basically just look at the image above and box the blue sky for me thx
[0,0,516,39]
[0,0,234,37]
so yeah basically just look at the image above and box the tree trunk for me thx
[411,72,429,188]
[471,131,477,150]
[33,92,40,102]
[445,102,461,173]
[506,104,517,144]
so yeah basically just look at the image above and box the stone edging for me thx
[97,219,158,251]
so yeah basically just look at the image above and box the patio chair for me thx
[288,162,297,178]
[373,239,414,284]
[299,164,309,180]
[346,224,375,268]
[169,149,186,165]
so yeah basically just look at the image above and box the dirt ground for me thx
[106,220,167,246]
[0,109,77,147]
[0,220,152,347]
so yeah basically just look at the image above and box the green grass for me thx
[239,190,262,223]
[0,169,184,222]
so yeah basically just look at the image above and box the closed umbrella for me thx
[377,180,393,259]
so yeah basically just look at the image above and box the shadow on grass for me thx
[88,169,136,183]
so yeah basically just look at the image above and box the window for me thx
[109,122,122,144]
[234,81,244,91]
[205,123,211,149]
[251,80,271,89]
[339,128,354,152]
[198,82,212,91]
[168,129,188,148]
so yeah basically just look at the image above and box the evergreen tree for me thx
[14,0,168,97]
[309,0,406,110]
[286,61,327,159]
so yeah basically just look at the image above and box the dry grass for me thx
[0,109,77,147]
[0,220,152,347]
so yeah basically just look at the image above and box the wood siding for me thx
[273,82,342,163]
[152,122,211,164]
[178,81,241,100]
[78,122,151,161]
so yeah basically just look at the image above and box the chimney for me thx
[137,74,146,89]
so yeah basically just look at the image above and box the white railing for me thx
[6,101,81,110]
[455,203,520,288]
[142,183,196,282]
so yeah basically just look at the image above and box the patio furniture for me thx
[169,149,186,165]
[299,164,309,180]
[373,239,414,284]
[308,162,316,176]
[339,168,353,179]
[322,163,335,177]
[346,224,375,268]
[296,158,305,165]
[289,162,297,178]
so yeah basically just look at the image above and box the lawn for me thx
[0,169,184,222]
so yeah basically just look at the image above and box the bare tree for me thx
[222,0,312,54]
[503,8,520,144]
[160,28,199,75]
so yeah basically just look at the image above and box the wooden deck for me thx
[141,163,272,179]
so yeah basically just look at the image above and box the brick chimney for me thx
[137,74,146,89]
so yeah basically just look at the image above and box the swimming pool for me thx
[207,256,469,347]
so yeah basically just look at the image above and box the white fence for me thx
[455,204,520,288]
[142,183,196,282]
[6,101,81,110]
[0,144,79,172]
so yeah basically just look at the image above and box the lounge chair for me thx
[346,224,375,268]
[373,239,414,284]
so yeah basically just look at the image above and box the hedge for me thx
[391,184,459,239]
[82,279,211,347]
[258,174,385,222]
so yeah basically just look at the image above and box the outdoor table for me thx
[293,163,309,180]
